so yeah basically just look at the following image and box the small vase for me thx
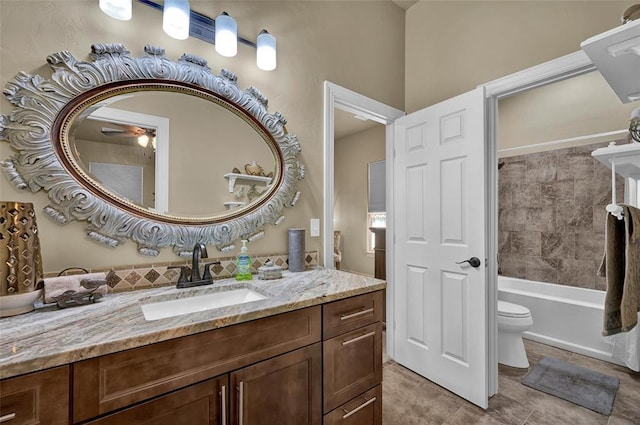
[0,201,44,316]
[288,228,306,273]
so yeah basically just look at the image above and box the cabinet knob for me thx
[0,413,16,423]
[342,397,377,419]
[238,381,245,425]
[220,385,226,425]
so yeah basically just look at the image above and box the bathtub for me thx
[498,276,632,367]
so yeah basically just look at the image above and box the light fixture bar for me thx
[135,0,257,48]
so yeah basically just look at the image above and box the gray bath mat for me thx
[522,356,619,415]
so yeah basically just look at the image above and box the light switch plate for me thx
[310,218,320,237]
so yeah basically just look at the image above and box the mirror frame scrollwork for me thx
[0,43,304,257]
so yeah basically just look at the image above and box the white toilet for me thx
[497,300,533,368]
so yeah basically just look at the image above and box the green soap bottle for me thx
[235,240,253,281]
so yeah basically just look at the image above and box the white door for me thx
[393,87,488,408]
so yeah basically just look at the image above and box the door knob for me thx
[456,257,481,268]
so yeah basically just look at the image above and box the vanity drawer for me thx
[323,322,382,413]
[84,375,228,425]
[323,291,383,340]
[73,306,321,423]
[0,366,69,425]
[324,385,382,425]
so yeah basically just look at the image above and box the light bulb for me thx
[138,135,149,148]
[163,0,190,40]
[99,0,132,21]
[257,30,276,71]
[215,12,237,57]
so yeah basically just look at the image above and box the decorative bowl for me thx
[0,289,43,317]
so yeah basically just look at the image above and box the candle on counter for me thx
[288,228,305,272]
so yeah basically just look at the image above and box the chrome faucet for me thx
[191,242,208,283]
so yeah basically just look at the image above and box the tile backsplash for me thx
[498,141,626,291]
[45,251,319,293]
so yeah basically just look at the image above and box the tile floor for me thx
[382,339,640,425]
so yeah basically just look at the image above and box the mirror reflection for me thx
[69,90,277,219]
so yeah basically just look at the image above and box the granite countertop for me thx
[0,268,385,380]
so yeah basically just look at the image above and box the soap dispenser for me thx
[235,240,253,281]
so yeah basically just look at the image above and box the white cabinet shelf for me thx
[581,19,640,103]
[224,173,272,192]
[592,142,640,178]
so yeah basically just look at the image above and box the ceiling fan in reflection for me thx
[101,123,157,149]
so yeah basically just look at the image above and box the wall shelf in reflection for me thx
[224,173,272,192]
[224,201,246,209]
[592,142,640,178]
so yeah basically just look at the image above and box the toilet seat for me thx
[498,300,531,318]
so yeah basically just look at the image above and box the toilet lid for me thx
[498,300,531,318]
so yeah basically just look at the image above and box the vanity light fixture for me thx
[256,30,276,71]
[99,0,132,20]
[137,134,149,148]
[100,0,277,70]
[215,12,237,57]
[162,0,190,40]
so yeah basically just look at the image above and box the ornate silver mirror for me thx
[1,44,304,256]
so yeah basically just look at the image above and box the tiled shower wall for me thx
[498,141,625,291]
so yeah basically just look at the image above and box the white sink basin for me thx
[141,288,267,321]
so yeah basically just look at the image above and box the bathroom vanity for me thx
[0,269,385,425]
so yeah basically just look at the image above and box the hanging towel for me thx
[600,205,640,336]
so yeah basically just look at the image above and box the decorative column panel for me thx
[1,202,44,296]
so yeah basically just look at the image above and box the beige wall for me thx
[0,0,405,272]
[334,124,385,277]
[498,71,639,156]
[405,1,634,112]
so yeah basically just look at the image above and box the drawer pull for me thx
[340,307,374,321]
[342,330,376,346]
[0,413,16,423]
[221,384,226,425]
[238,381,244,425]
[342,397,377,419]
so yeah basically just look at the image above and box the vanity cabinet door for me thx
[85,375,229,425]
[323,322,382,413]
[323,385,382,425]
[230,343,322,425]
[0,366,69,425]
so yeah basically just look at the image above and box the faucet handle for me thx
[168,266,188,285]
[202,262,221,282]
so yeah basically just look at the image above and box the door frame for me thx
[323,49,595,400]
[86,107,170,214]
[323,82,404,357]
[482,49,595,394]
